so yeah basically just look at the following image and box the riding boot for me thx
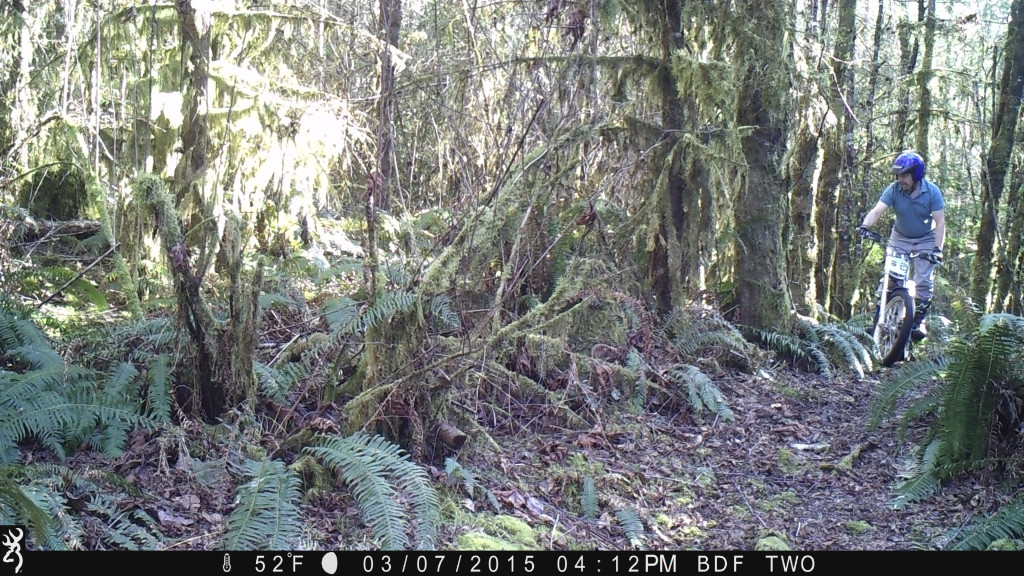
[911,298,931,341]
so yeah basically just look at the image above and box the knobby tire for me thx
[875,288,914,367]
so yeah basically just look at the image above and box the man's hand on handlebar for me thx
[856,225,881,242]
[931,247,943,264]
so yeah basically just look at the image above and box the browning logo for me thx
[0,526,23,574]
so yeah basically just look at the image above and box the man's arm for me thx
[933,210,945,250]
[861,201,889,228]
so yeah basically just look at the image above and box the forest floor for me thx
[69,357,1022,554]
[417,365,1005,552]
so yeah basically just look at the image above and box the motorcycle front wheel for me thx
[874,287,915,367]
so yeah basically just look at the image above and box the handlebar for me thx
[856,226,942,264]
[857,227,885,244]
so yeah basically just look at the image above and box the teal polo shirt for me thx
[879,179,945,238]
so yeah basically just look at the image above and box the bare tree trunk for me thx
[732,0,793,334]
[970,0,1024,311]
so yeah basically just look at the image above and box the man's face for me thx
[896,172,915,191]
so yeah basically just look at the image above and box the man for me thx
[858,151,945,340]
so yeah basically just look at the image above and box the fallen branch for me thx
[37,242,118,308]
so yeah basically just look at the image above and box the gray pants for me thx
[888,229,938,301]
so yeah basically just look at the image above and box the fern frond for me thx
[813,321,873,378]
[445,457,475,495]
[580,476,598,520]
[661,307,749,359]
[21,482,81,550]
[306,432,439,550]
[891,471,940,510]
[363,290,418,332]
[891,438,947,509]
[323,296,359,334]
[614,507,644,546]
[255,359,312,402]
[0,354,156,458]
[145,354,173,423]
[323,291,419,335]
[625,348,645,373]
[951,498,1024,550]
[754,329,831,377]
[86,493,163,550]
[429,294,461,332]
[0,472,52,541]
[940,320,1018,465]
[669,364,734,422]
[224,458,304,550]
[5,343,63,371]
[868,356,947,428]
[896,392,943,439]
[0,308,47,354]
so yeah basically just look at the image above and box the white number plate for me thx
[885,255,910,279]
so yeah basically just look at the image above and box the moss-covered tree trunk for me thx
[166,2,261,421]
[350,0,424,449]
[893,9,921,152]
[827,0,860,320]
[6,0,35,172]
[732,0,793,334]
[859,0,885,188]
[788,125,817,317]
[787,29,819,317]
[0,1,25,166]
[972,0,1024,310]
[998,175,1024,313]
[914,0,936,158]
[649,0,708,314]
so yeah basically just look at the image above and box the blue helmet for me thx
[891,151,925,182]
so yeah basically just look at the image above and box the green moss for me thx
[754,535,790,551]
[845,520,873,535]
[492,516,538,546]
[757,491,799,514]
[776,449,804,474]
[455,515,540,551]
[457,531,521,551]
[566,453,604,476]
[986,538,1019,551]
[694,467,717,489]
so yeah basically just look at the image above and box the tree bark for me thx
[787,21,819,316]
[859,0,885,189]
[893,7,921,151]
[998,170,1024,313]
[973,0,1024,311]
[825,0,859,320]
[650,0,708,313]
[173,1,242,421]
[914,0,936,158]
